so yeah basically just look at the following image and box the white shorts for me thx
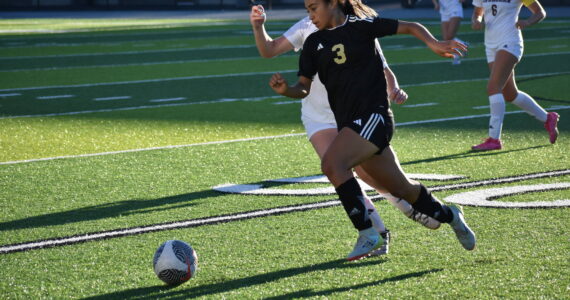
[485,42,523,63]
[439,1,463,22]
[301,113,336,140]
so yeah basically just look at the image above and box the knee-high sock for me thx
[411,185,453,223]
[489,93,506,139]
[362,195,386,232]
[512,91,548,123]
[335,177,372,231]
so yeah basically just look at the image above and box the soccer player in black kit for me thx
[270,0,476,260]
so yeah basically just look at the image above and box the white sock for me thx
[488,93,506,139]
[382,193,414,217]
[511,91,548,123]
[363,195,386,233]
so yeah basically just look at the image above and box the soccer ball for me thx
[153,240,198,285]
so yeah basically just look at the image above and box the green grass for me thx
[0,16,569,299]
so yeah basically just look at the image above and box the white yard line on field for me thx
[0,93,21,97]
[148,97,186,103]
[36,95,74,100]
[93,96,132,101]
[2,105,569,166]
[401,102,438,108]
[1,168,568,254]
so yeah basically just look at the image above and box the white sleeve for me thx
[472,0,482,7]
[375,39,389,69]
[283,17,313,52]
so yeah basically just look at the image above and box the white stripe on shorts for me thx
[360,113,384,140]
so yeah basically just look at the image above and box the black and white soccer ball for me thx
[153,240,198,285]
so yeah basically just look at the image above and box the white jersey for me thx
[472,0,535,48]
[283,16,388,126]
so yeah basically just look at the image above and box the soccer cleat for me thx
[471,137,502,151]
[448,205,476,251]
[347,227,382,261]
[544,112,559,144]
[369,230,390,257]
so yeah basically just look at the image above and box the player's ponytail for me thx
[340,0,377,18]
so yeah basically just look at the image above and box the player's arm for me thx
[471,6,484,30]
[396,21,467,58]
[384,67,408,104]
[250,5,295,58]
[269,73,312,99]
[517,0,546,29]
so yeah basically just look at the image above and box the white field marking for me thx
[3,39,567,73]
[1,169,567,254]
[0,70,291,93]
[2,105,569,166]
[401,102,438,108]
[148,97,186,103]
[549,45,568,49]
[473,105,490,110]
[215,174,468,196]
[36,95,74,100]
[273,100,302,105]
[93,96,132,101]
[0,56,279,73]
[0,95,285,120]
[444,183,570,208]
[270,174,466,184]
[0,93,21,97]
[0,44,256,61]
[0,132,305,166]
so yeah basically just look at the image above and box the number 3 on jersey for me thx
[332,44,346,64]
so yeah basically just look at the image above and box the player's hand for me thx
[472,19,483,30]
[389,88,408,105]
[433,3,439,10]
[250,5,266,28]
[516,20,530,30]
[269,73,288,95]
[430,39,468,58]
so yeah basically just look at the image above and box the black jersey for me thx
[298,16,399,128]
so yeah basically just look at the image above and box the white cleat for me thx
[347,227,382,261]
[448,205,476,250]
[368,230,390,257]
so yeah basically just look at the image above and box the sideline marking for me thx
[0,169,568,254]
[2,105,569,165]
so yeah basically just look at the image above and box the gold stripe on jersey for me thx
[522,0,536,7]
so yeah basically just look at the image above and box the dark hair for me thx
[332,0,378,18]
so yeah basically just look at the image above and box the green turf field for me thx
[0,16,569,299]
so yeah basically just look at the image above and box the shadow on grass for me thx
[401,145,548,166]
[85,259,439,300]
[0,189,220,232]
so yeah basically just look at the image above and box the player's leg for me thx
[321,125,388,260]
[502,70,559,143]
[309,126,390,250]
[355,164,441,230]
[359,147,476,250]
[473,49,516,151]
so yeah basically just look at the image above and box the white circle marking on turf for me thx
[443,183,570,208]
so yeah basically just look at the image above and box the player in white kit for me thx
[431,0,466,64]
[250,4,441,257]
[471,0,559,151]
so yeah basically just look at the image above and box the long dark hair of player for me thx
[327,0,378,18]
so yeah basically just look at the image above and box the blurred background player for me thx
[471,0,559,151]
[432,0,466,64]
[250,3,442,257]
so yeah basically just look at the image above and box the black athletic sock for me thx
[411,184,453,223]
[335,177,372,230]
